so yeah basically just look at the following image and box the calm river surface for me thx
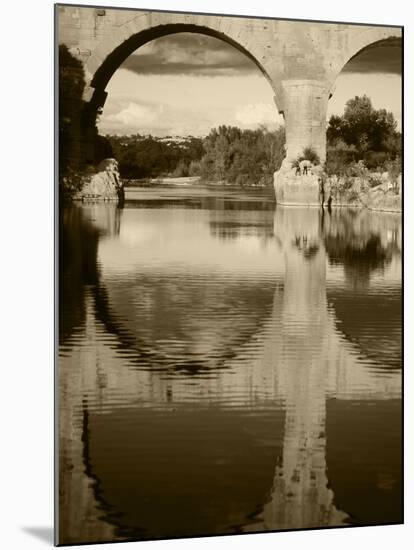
[58,186,402,545]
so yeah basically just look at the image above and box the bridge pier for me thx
[271,79,330,207]
[281,80,330,166]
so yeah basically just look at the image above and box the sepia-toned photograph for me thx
[56,3,402,546]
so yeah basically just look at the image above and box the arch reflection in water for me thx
[58,189,401,545]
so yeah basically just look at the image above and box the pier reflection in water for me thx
[58,187,402,545]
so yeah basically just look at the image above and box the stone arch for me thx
[328,27,402,93]
[83,15,280,116]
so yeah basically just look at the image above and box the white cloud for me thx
[98,65,401,136]
[103,102,163,127]
[235,103,281,127]
[97,68,281,136]
[99,98,214,136]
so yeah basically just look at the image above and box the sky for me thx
[98,33,402,137]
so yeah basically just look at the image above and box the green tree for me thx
[59,44,85,174]
[199,125,285,186]
[107,134,205,179]
[59,44,112,175]
[327,95,398,153]
[326,95,401,173]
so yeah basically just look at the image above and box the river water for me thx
[58,186,402,545]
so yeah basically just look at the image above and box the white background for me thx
[0,0,412,549]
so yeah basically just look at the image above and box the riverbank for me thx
[123,176,271,189]
[60,161,402,213]
[124,176,201,187]
[274,168,402,213]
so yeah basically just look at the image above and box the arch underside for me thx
[85,23,276,111]
[328,31,402,91]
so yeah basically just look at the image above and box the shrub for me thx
[346,160,368,179]
[364,151,389,171]
[385,156,402,184]
[172,159,189,177]
[294,146,320,169]
[188,160,201,176]
[301,147,320,165]
[325,141,358,176]
[235,173,250,187]
[341,176,355,191]
[347,189,361,203]
[367,175,383,188]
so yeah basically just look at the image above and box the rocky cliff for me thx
[274,166,401,212]
[73,159,123,201]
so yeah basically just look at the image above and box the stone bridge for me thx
[57,4,401,166]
